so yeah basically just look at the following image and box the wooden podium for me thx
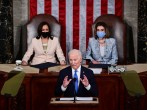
[49,97,99,110]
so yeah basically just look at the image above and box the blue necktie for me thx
[74,70,78,93]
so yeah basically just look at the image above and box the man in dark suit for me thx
[55,49,98,97]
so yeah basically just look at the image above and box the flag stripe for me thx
[45,0,51,14]
[93,0,101,21]
[30,0,37,19]
[86,0,93,48]
[115,0,123,17]
[66,0,73,58]
[79,0,87,54]
[51,0,59,20]
[59,0,66,55]
[73,0,80,49]
[37,0,44,14]
[108,0,115,14]
[101,0,108,15]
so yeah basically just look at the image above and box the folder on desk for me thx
[1,70,25,97]
[88,64,111,74]
[88,63,111,69]
[30,62,59,69]
[121,70,146,96]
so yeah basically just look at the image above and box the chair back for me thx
[92,14,127,64]
[27,14,61,46]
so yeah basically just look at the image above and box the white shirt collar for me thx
[72,65,81,80]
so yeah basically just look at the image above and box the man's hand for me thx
[63,76,72,88]
[60,60,66,66]
[80,75,89,87]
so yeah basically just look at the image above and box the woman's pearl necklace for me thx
[98,38,105,44]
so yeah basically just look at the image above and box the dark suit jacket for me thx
[55,66,98,97]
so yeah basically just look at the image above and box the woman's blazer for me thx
[22,37,65,65]
[85,37,118,64]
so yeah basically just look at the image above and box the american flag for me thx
[29,0,123,59]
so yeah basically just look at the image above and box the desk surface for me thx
[0,64,147,73]
[0,68,147,110]
[49,98,99,110]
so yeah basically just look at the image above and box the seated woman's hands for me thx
[22,60,28,66]
[60,60,66,66]
[92,60,100,64]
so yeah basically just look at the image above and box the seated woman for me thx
[22,21,66,65]
[85,22,118,65]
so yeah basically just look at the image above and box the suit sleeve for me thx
[85,38,94,61]
[107,39,118,64]
[22,39,34,62]
[54,70,65,97]
[87,70,98,97]
[55,38,66,63]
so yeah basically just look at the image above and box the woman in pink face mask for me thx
[22,21,66,66]
[85,22,118,65]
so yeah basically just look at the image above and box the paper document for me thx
[58,97,93,101]
[59,97,74,101]
[89,68,102,74]
[76,97,93,101]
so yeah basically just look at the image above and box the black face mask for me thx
[41,32,51,38]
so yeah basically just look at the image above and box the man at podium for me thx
[55,49,98,97]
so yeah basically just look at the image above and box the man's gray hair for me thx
[68,49,82,57]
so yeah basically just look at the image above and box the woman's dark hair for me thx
[36,21,53,39]
[94,22,110,39]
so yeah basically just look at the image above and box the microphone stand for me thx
[73,78,76,103]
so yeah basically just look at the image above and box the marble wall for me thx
[0,0,13,63]
[13,0,29,61]
[124,0,138,62]
[138,0,147,62]
[12,0,139,62]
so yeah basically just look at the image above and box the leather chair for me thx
[27,14,61,46]
[92,14,131,65]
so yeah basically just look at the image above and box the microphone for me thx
[73,78,77,103]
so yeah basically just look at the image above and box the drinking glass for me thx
[14,60,23,70]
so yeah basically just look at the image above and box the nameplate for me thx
[89,68,102,74]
